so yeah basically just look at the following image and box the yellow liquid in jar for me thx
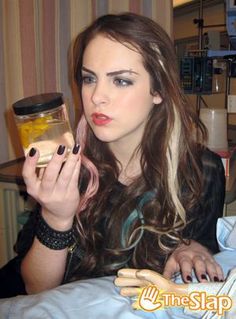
[19,119,74,167]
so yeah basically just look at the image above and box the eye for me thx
[81,74,96,84]
[114,77,133,87]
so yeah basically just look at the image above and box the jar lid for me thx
[12,92,64,115]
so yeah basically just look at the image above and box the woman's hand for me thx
[22,145,81,230]
[163,240,224,283]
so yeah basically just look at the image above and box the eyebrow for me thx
[81,66,139,76]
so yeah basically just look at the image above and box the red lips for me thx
[91,113,112,126]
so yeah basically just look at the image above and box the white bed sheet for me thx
[0,216,235,319]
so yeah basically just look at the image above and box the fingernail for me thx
[186,275,192,282]
[29,148,36,157]
[214,276,219,282]
[72,144,80,155]
[57,145,65,155]
[201,274,207,280]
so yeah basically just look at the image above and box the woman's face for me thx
[81,34,162,151]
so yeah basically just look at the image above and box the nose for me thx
[91,82,109,106]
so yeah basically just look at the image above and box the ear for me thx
[152,92,162,105]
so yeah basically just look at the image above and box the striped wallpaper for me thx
[0,0,172,163]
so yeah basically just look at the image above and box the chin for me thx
[95,135,115,143]
[92,130,110,141]
[91,126,113,141]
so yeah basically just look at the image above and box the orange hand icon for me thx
[138,285,163,312]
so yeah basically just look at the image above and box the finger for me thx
[22,148,40,191]
[61,149,81,194]
[119,287,141,297]
[177,256,195,283]
[117,268,140,278]
[215,262,224,281]
[205,259,224,282]
[117,269,166,288]
[163,257,179,279]
[191,255,209,282]
[114,277,149,287]
[64,155,81,194]
[40,145,67,190]
[136,269,164,283]
[56,145,81,191]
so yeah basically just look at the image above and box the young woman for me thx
[0,13,225,297]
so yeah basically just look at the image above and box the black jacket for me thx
[183,148,225,252]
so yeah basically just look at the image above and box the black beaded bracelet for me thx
[35,213,75,250]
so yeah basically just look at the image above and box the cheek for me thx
[81,88,88,101]
[81,90,91,109]
[120,90,148,105]
[124,91,154,113]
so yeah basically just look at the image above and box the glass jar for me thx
[13,92,74,167]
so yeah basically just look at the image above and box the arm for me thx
[164,149,225,283]
[21,230,68,293]
[21,146,81,294]
[183,149,225,253]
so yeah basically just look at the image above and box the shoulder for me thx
[200,148,225,191]
[201,148,224,173]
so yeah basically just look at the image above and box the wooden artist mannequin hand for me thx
[114,268,188,298]
[115,268,231,316]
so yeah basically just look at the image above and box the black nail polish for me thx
[201,274,207,280]
[214,276,219,282]
[186,275,192,282]
[72,144,80,155]
[29,148,36,157]
[57,145,65,155]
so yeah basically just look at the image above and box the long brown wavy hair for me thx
[72,13,207,278]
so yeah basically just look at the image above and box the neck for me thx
[118,162,141,185]
[109,143,141,185]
